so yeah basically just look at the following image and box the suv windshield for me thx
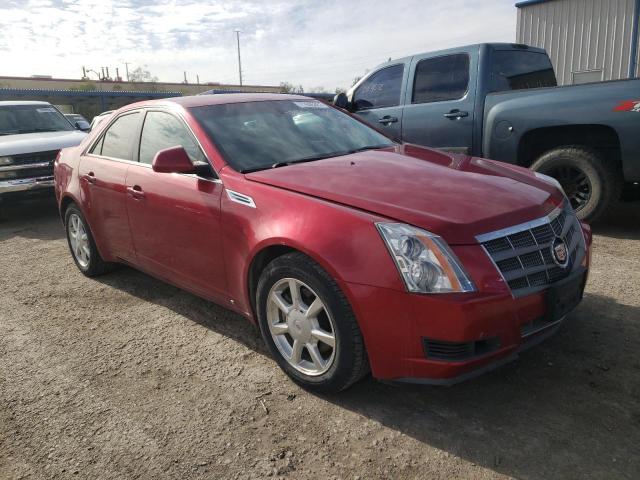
[489,50,557,92]
[190,100,394,172]
[0,104,74,136]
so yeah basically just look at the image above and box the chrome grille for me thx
[477,203,586,297]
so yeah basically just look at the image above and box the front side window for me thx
[190,100,394,173]
[489,51,557,92]
[0,104,74,136]
[95,112,140,160]
[353,64,404,110]
[139,111,206,165]
[412,54,470,104]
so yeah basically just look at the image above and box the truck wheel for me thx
[256,252,369,393]
[531,146,622,223]
[64,204,114,277]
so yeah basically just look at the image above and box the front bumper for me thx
[345,237,590,384]
[0,175,55,195]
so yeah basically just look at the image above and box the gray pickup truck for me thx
[335,43,640,222]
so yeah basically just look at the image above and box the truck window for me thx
[489,51,557,92]
[353,64,404,111]
[412,54,469,104]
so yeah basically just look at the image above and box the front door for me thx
[78,111,142,262]
[351,63,407,141]
[401,51,476,154]
[125,110,227,300]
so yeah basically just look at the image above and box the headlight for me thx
[376,223,475,294]
[534,171,565,195]
[0,156,13,166]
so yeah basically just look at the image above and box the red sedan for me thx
[54,94,591,392]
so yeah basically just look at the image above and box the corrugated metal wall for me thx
[516,0,639,84]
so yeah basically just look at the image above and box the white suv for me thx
[0,101,87,200]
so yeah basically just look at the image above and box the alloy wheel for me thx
[266,278,337,376]
[68,213,91,268]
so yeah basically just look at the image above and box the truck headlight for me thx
[534,171,565,195]
[0,156,13,166]
[376,223,475,294]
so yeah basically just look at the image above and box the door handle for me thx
[443,110,469,119]
[82,172,96,184]
[378,115,398,124]
[126,185,145,199]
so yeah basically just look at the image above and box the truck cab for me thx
[340,43,639,222]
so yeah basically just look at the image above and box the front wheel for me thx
[256,252,369,393]
[531,146,622,223]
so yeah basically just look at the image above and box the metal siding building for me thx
[516,0,640,84]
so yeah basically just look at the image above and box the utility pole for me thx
[124,62,131,81]
[235,29,243,86]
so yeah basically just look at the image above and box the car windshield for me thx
[190,99,395,172]
[0,104,74,136]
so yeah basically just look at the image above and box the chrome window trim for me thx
[475,205,562,244]
[84,153,151,167]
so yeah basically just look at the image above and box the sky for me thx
[0,0,517,91]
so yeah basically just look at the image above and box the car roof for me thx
[124,93,313,110]
[0,100,52,106]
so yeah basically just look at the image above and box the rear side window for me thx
[412,54,469,104]
[489,51,557,92]
[353,64,404,110]
[138,111,206,165]
[95,112,140,160]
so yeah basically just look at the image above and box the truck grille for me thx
[0,150,58,181]
[477,203,585,297]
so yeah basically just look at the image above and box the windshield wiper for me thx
[240,145,393,174]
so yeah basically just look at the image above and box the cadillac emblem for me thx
[551,237,569,268]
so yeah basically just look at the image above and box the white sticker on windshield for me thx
[293,101,328,109]
[36,107,56,113]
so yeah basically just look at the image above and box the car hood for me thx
[0,130,87,156]
[245,145,562,244]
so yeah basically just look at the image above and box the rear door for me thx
[125,109,227,300]
[351,63,407,140]
[402,50,476,154]
[78,111,142,262]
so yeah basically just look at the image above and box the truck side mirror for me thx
[333,92,351,111]
[75,120,90,131]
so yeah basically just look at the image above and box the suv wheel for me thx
[531,146,622,223]
[256,252,369,393]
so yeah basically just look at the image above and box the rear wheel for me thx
[531,146,622,223]
[256,252,369,393]
[64,204,114,277]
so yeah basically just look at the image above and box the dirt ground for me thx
[0,198,639,480]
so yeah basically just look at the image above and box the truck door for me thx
[401,51,476,154]
[350,63,406,140]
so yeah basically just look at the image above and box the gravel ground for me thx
[1,198,639,480]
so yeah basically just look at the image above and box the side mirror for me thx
[333,92,350,110]
[152,146,196,174]
[75,120,90,131]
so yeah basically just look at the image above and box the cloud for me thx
[0,0,517,90]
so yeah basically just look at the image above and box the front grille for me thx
[478,203,586,297]
[0,150,58,181]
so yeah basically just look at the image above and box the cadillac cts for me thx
[54,94,592,392]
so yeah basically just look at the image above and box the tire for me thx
[530,146,622,223]
[256,252,369,393]
[64,203,114,277]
